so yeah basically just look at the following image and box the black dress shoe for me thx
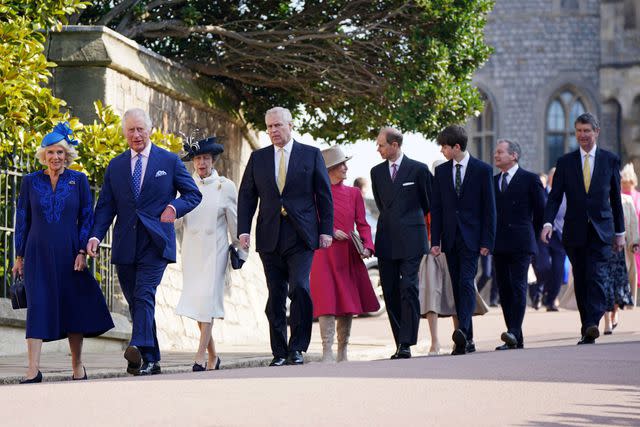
[466,341,476,354]
[211,356,221,370]
[72,366,87,380]
[495,343,516,351]
[124,345,142,375]
[192,362,206,372]
[501,332,518,347]
[20,370,43,384]
[578,336,596,345]
[546,305,559,312]
[286,351,304,365]
[394,344,411,359]
[138,361,161,376]
[269,357,287,367]
[451,329,467,355]
[585,325,600,341]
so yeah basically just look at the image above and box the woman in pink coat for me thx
[310,146,379,362]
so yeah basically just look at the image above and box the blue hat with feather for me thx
[41,122,78,147]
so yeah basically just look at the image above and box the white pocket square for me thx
[402,182,415,186]
[155,170,167,178]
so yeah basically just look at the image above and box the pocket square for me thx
[155,170,167,178]
[402,182,415,186]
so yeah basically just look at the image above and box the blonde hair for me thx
[621,163,638,186]
[35,141,78,167]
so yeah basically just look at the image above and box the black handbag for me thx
[229,244,245,270]
[10,274,27,310]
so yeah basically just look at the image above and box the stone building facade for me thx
[43,26,270,352]
[467,0,640,174]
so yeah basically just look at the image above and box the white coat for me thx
[176,170,240,321]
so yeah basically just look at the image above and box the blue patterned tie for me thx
[132,154,142,199]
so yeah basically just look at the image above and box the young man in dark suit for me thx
[492,139,545,350]
[370,127,431,359]
[541,112,625,345]
[237,107,333,366]
[88,108,202,375]
[430,125,496,355]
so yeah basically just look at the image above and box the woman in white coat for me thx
[176,136,244,371]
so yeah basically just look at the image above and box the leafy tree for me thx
[77,0,494,143]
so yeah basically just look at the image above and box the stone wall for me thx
[472,0,601,173]
[46,26,270,351]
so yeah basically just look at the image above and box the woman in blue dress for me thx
[12,123,114,383]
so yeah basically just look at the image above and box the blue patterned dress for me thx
[15,169,114,341]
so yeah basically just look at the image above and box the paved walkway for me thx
[1,305,639,384]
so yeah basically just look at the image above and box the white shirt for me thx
[579,144,596,179]
[274,139,293,182]
[131,142,152,191]
[500,164,519,190]
[452,151,470,187]
[388,152,404,178]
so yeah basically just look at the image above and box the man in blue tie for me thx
[87,108,201,375]
[541,112,625,345]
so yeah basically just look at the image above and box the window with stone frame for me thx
[467,91,495,165]
[546,90,586,169]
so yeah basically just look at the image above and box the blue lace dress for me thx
[15,169,114,341]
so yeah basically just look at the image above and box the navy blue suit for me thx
[238,141,333,358]
[544,148,624,335]
[493,167,545,346]
[431,155,496,341]
[370,156,431,347]
[92,144,201,362]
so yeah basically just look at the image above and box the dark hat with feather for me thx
[181,136,224,161]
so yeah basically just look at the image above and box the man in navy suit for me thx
[430,125,496,355]
[492,139,545,350]
[237,107,333,366]
[87,108,201,375]
[541,112,625,345]
[370,127,431,359]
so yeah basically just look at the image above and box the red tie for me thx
[391,163,398,182]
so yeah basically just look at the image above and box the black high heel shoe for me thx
[192,362,206,372]
[210,356,221,370]
[20,370,43,384]
[72,366,87,380]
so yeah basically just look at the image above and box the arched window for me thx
[546,90,586,169]
[467,91,495,164]
[602,99,622,156]
[624,0,638,30]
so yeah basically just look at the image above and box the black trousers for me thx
[564,224,610,335]
[531,233,566,307]
[378,255,422,346]
[494,252,531,345]
[445,233,479,340]
[259,216,314,358]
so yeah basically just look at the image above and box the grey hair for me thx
[379,127,403,147]
[574,112,600,130]
[35,141,78,167]
[122,108,152,132]
[497,138,521,162]
[265,107,293,124]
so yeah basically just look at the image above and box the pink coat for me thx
[310,183,380,317]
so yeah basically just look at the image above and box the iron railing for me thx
[0,164,117,310]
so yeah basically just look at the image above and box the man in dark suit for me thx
[492,139,545,350]
[430,125,496,355]
[237,107,333,366]
[88,108,202,375]
[370,127,431,359]
[541,112,625,345]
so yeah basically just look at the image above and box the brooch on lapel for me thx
[155,170,167,178]
[69,180,76,185]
